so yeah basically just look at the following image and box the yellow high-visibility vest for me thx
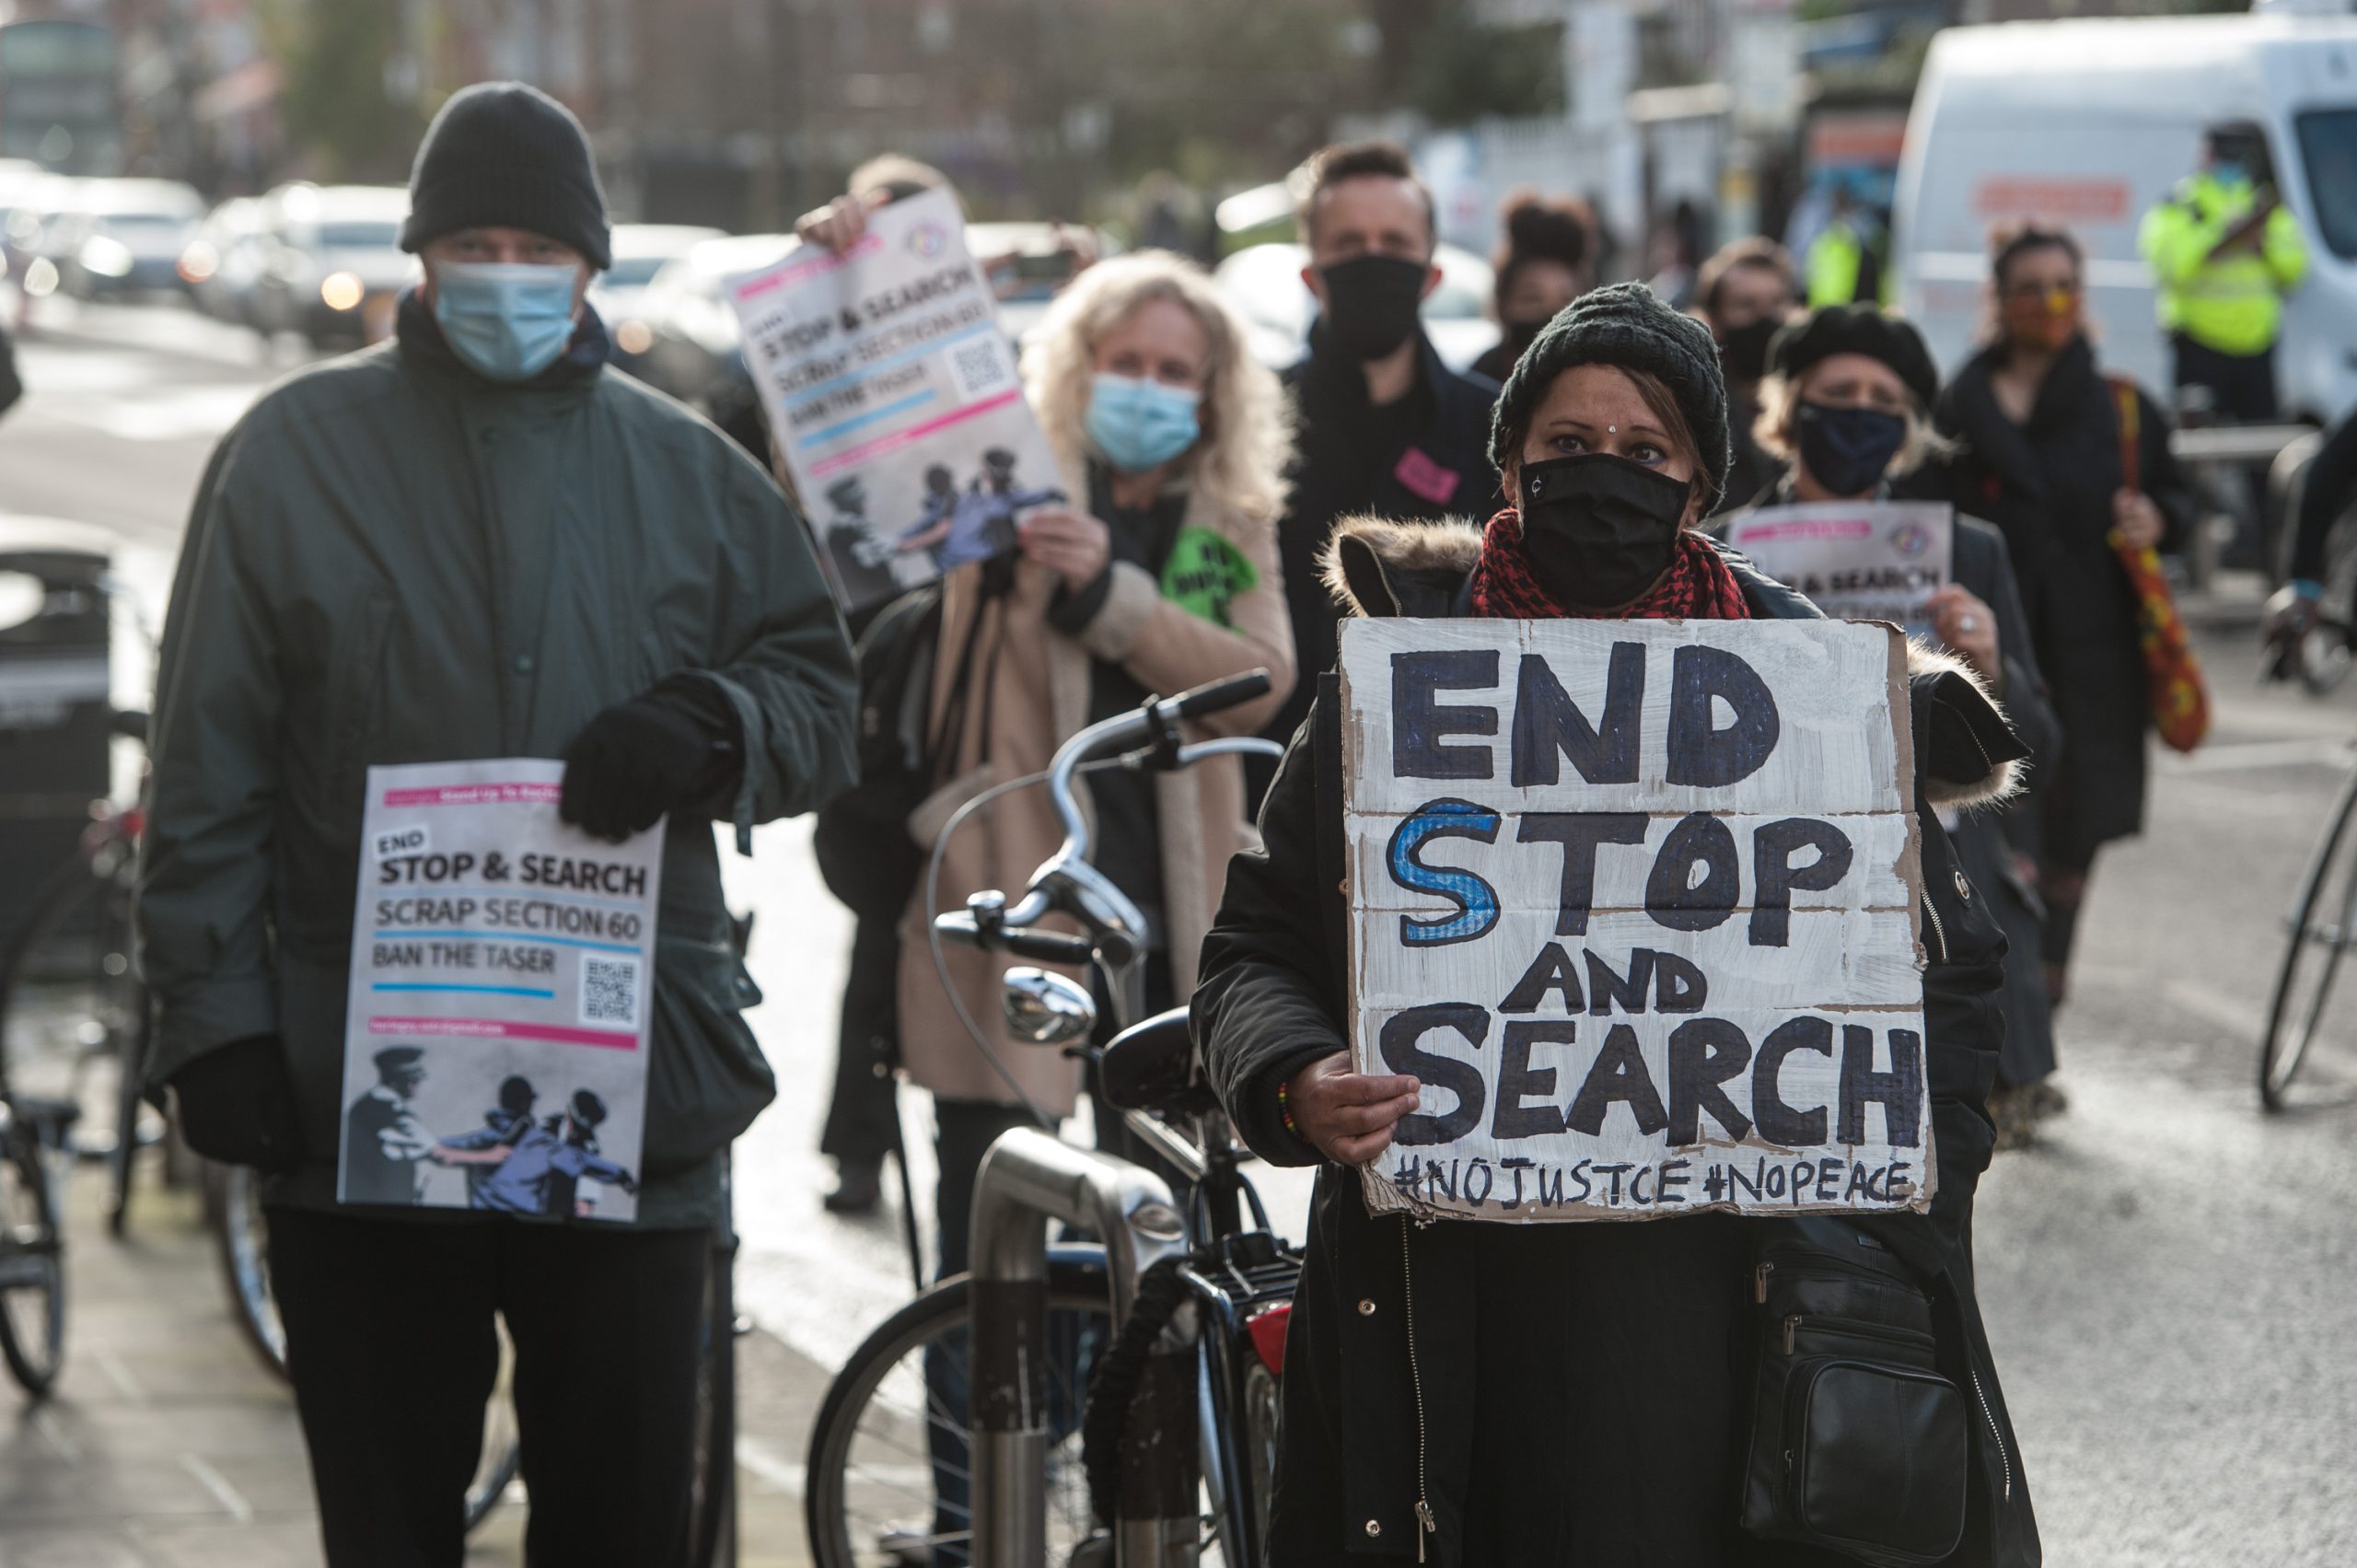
[2138,172,2310,358]
[1806,220,1863,309]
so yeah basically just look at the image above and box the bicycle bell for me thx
[1001,967,1097,1046]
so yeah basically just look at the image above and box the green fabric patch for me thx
[1159,525,1258,629]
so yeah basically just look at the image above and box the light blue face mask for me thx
[431,261,581,382]
[1086,373,1202,472]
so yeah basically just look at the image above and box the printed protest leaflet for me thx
[1338,618,1931,1223]
[725,188,1067,616]
[338,760,664,1223]
[1723,502,1953,633]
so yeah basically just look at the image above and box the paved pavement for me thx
[0,1160,825,1566]
[6,301,2357,1563]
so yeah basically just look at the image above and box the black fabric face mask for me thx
[1318,254,1429,363]
[1796,401,1908,498]
[1517,452,1693,610]
[1719,316,1779,386]
[1500,316,1549,366]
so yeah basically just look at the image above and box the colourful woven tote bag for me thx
[2107,377,2209,753]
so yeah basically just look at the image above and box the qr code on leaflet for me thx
[580,957,641,1027]
[948,335,1011,399]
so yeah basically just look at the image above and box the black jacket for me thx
[1257,324,1499,801]
[1195,516,2041,1564]
[1949,517,2062,1086]
[1933,338,2191,861]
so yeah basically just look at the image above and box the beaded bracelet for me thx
[1277,1078,1302,1139]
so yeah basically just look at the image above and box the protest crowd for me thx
[5,9,2351,1564]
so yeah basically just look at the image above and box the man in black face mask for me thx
[1252,139,1502,806]
[1693,238,1799,516]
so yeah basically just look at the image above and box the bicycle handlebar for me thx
[1167,669,1271,721]
[935,670,1278,961]
[935,909,1097,967]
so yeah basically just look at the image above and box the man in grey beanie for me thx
[138,80,856,1566]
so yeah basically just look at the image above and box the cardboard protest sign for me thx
[1338,618,1931,1223]
[339,760,663,1222]
[1723,502,1953,633]
[725,188,1067,616]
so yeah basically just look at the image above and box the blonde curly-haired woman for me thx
[898,250,1297,1274]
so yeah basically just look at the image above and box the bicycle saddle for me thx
[1099,1005,1218,1117]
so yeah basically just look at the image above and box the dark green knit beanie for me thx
[1487,279,1733,507]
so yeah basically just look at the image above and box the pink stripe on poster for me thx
[731,233,885,301]
[368,1016,639,1051]
[808,389,1025,479]
[382,783,563,807]
[1736,519,1873,543]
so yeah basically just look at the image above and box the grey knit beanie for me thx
[1487,280,1733,506]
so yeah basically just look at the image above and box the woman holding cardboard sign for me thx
[1746,305,2065,1147]
[1194,282,2042,1564]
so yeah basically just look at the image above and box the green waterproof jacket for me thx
[2139,172,2309,357]
[134,306,858,1227]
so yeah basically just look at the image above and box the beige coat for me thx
[895,479,1294,1115]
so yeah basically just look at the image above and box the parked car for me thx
[631,232,795,410]
[249,183,413,346]
[1212,239,1501,374]
[593,222,725,375]
[45,178,205,298]
[179,195,275,328]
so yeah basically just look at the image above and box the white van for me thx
[1892,11,2357,424]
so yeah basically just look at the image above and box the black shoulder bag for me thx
[1738,1215,1969,1566]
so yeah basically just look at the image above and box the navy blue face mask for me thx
[1795,401,1908,498]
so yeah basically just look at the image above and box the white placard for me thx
[725,188,1067,616]
[1723,502,1954,633]
[1338,617,1931,1223]
[338,760,664,1222]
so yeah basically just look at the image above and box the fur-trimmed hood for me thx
[1313,511,2026,812]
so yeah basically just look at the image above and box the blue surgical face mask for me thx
[431,261,581,382]
[1085,373,1202,472]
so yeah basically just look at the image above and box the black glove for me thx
[171,1034,304,1174]
[560,675,740,842]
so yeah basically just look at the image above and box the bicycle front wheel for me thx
[2261,761,2357,1109]
[805,1258,1111,1568]
[0,1123,64,1398]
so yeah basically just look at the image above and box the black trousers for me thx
[2170,332,2278,422]
[267,1207,710,1568]
[819,916,904,1167]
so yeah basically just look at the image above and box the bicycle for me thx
[803,672,1300,1568]
[2258,750,2357,1110]
[0,707,155,1237]
[0,1060,69,1398]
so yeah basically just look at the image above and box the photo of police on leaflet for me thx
[339,1046,435,1205]
[341,1052,641,1217]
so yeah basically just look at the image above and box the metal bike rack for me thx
[969,1127,1199,1568]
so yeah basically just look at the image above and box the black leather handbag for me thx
[1738,1217,1969,1566]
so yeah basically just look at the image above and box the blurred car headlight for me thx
[179,241,220,284]
[80,235,135,279]
[23,257,59,297]
[320,271,366,312]
[614,318,654,355]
